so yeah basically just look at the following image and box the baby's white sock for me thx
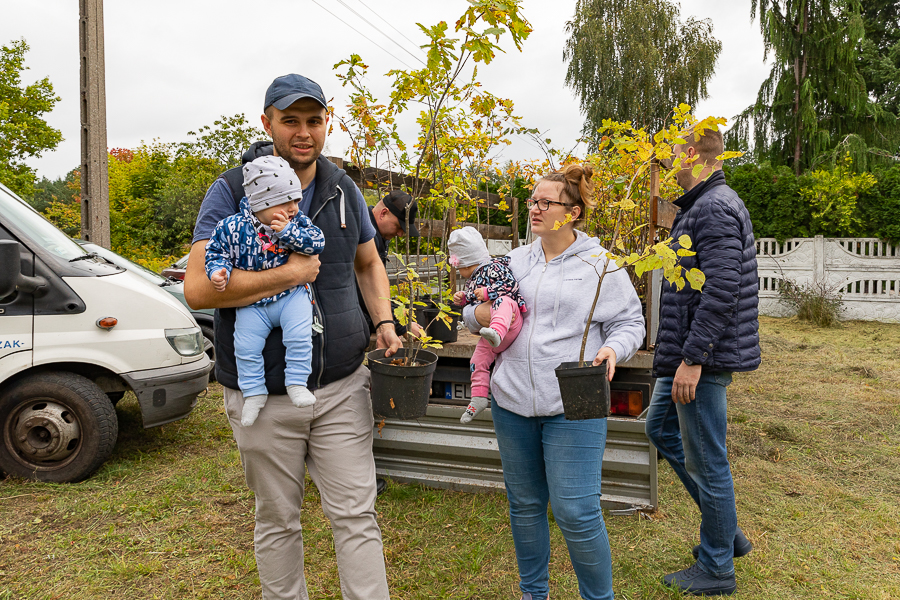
[287,385,317,408]
[460,396,489,424]
[479,327,502,348]
[241,394,268,427]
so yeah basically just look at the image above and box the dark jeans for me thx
[492,403,614,600]
[646,372,736,577]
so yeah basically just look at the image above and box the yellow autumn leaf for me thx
[678,234,692,250]
[685,268,706,291]
[716,150,744,161]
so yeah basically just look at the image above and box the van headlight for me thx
[165,327,203,356]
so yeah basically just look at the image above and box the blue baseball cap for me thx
[264,74,328,112]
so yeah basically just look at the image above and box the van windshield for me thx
[0,184,87,261]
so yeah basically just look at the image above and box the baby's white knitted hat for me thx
[242,156,303,212]
[448,226,490,268]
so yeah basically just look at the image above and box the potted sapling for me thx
[554,111,737,419]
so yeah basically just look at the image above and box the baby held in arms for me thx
[448,226,526,424]
[205,156,325,426]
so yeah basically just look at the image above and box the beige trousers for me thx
[223,364,389,600]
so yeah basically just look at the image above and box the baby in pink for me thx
[448,227,526,424]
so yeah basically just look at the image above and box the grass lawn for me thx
[1,316,899,599]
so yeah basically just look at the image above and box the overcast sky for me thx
[2,0,770,181]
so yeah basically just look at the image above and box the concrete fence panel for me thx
[756,236,900,322]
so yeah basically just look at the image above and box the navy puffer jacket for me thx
[652,170,761,377]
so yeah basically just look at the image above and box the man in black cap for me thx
[359,190,422,338]
[185,73,399,600]
[361,190,422,497]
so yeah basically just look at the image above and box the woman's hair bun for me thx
[560,162,595,209]
[541,161,596,218]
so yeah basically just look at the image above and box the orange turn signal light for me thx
[610,390,644,417]
[96,317,117,331]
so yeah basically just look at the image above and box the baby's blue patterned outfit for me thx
[205,196,325,396]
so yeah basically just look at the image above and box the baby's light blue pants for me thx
[234,285,313,397]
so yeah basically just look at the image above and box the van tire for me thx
[0,372,118,483]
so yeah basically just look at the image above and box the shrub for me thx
[727,163,811,241]
[858,164,900,244]
[777,279,844,327]
[800,156,877,238]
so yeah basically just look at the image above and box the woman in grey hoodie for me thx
[463,164,645,600]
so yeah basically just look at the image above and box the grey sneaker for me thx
[692,527,753,560]
[663,562,736,596]
[519,594,549,600]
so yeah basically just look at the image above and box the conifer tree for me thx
[859,0,900,115]
[728,0,897,173]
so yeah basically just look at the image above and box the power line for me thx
[309,0,415,70]
[334,0,427,66]
[352,0,428,61]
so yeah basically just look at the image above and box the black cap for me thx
[264,74,328,112]
[383,190,419,237]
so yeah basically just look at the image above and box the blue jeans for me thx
[645,372,736,577]
[492,403,614,600]
[234,286,313,397]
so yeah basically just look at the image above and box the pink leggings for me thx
[470,296,524,398]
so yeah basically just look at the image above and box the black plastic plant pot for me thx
[555,360,611,420]
[415,302,461,343]
[368,348,438,420]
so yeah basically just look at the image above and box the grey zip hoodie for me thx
[464,231,645,417]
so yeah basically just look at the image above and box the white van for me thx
[0,183,211,482]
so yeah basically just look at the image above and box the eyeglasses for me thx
[526,198,574,211]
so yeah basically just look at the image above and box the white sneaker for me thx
[287,385,316,408]
[479,327,502,348]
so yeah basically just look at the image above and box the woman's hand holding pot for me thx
[593,346,618,381]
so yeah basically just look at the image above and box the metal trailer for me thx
[372,331,658,513]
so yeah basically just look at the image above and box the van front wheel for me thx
[0,372,118,483]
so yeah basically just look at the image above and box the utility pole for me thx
[79,0,110,247]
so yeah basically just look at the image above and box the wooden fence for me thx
[326,156,518,248]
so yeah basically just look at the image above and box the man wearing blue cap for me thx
[185,73,399,600]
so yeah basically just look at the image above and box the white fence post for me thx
[814,235,825,284]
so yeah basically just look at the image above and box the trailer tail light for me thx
[610,390,644,417]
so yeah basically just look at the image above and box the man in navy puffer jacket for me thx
[647,127,760,596]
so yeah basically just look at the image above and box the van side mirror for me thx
[0,239,49,299]
[0,240,20,298]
